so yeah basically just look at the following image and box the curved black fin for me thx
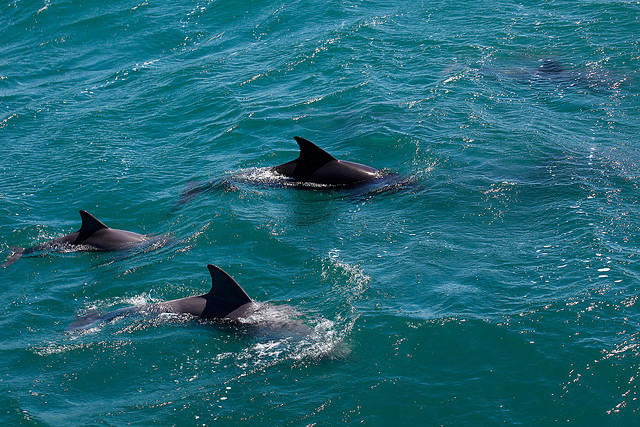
[294,136,336,164]
[75,210,109,244]
[207,265,252,303]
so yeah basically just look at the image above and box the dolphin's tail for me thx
[1,247,25,268]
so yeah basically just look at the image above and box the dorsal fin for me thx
[79,210,109,232]
[207,265,252,303]
[294,136,337,164]
[75,210,109,244]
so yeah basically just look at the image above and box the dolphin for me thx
[271,136,385,186]
[2,210,151,267]
[68,265,264,331]
[173,136,404,209]
[482,58,627,91]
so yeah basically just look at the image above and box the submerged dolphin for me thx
[482,58,627,91]
[69,265,271,331]
[535,59,565,75]
[2,210,151,267]
[272,137,385,186]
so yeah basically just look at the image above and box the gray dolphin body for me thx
[174,136,402,208]
[69,265,258,331]
[272,137,385,186]
[2,210,150,267]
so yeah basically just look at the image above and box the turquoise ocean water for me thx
[2,0,640,424]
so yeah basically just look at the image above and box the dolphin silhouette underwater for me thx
[69,264,305,333]
[2,210,154,267]
[481,58,627,90]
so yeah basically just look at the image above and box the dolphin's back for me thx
[274,137,380,185]
[81,228,147,250]
[74,210,147,250]
[74,210,110,244]
[273,136,335,178]
[153,265,254,319]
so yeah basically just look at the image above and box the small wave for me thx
[235,167,336,189]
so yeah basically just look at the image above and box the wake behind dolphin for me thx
[2,210,160,267]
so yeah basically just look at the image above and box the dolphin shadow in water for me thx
[484,58,629,91]
[2,210,162,267]
[68,264,311,337]
[531,59,565,76]
[175,136,411,208]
